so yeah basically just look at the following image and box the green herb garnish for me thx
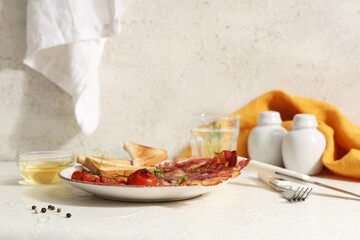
[91,151,107,176]
[151,167,166,180]
[204,121,224,157]
[90,160,103,176]
[177,175,188,184]
[112,174,129,178]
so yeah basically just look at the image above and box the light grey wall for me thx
[1,0,360,161]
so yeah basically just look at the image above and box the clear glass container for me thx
[17,151,75,185]
[190,113,240,158]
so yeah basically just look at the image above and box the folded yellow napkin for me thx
[183,90,360,179]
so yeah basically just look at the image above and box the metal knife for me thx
[243,158,360,199]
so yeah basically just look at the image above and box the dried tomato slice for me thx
[100,176,126,185]
[71,171,84,181]
[83,172,101,182]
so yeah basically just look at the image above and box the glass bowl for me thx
[17,151,75,185]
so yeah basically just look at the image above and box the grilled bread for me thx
[82,156,155,178]
[123,141,168,167]
[76,155,131,166]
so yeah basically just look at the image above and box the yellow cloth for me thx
[183,90,360,179]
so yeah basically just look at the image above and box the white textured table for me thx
[1,162,359,240]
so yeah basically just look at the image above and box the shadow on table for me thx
[0,177,24,186]
[24,183,210,208]
[228,175,274,192]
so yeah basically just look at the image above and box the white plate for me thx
[59,165,225,202]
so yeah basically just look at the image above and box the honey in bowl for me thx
[17,151,75,185]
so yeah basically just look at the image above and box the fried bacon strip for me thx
[158,150,250,186]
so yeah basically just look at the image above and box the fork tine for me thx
[284,187,313,202]
[291,187,301,202]
[295,188,306,201]
[297,188,308,201]
[301,188,313,201]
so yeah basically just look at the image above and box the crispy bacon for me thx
[159,157,211,172]
[158,150,250,186]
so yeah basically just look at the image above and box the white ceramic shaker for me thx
[248,111,287,167]
[282,114,326,175]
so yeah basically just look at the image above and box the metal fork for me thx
[259,174,312,202]
[284,187,313,202]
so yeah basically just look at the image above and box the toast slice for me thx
[90,166,156,178]
[83,156,132,171]
[123,141,168,166]
[77,155,131,166]
[83,156,155,178]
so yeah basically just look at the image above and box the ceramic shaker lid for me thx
[257,111,282,125]
[292,114,318,129]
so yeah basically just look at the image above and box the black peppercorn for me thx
[48,205,52,209]
[41,208,46,213]
[66,213,71,218]
[31,205,36,210]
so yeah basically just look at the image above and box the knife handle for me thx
[243,159,311,181]
[258,174,292,191]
